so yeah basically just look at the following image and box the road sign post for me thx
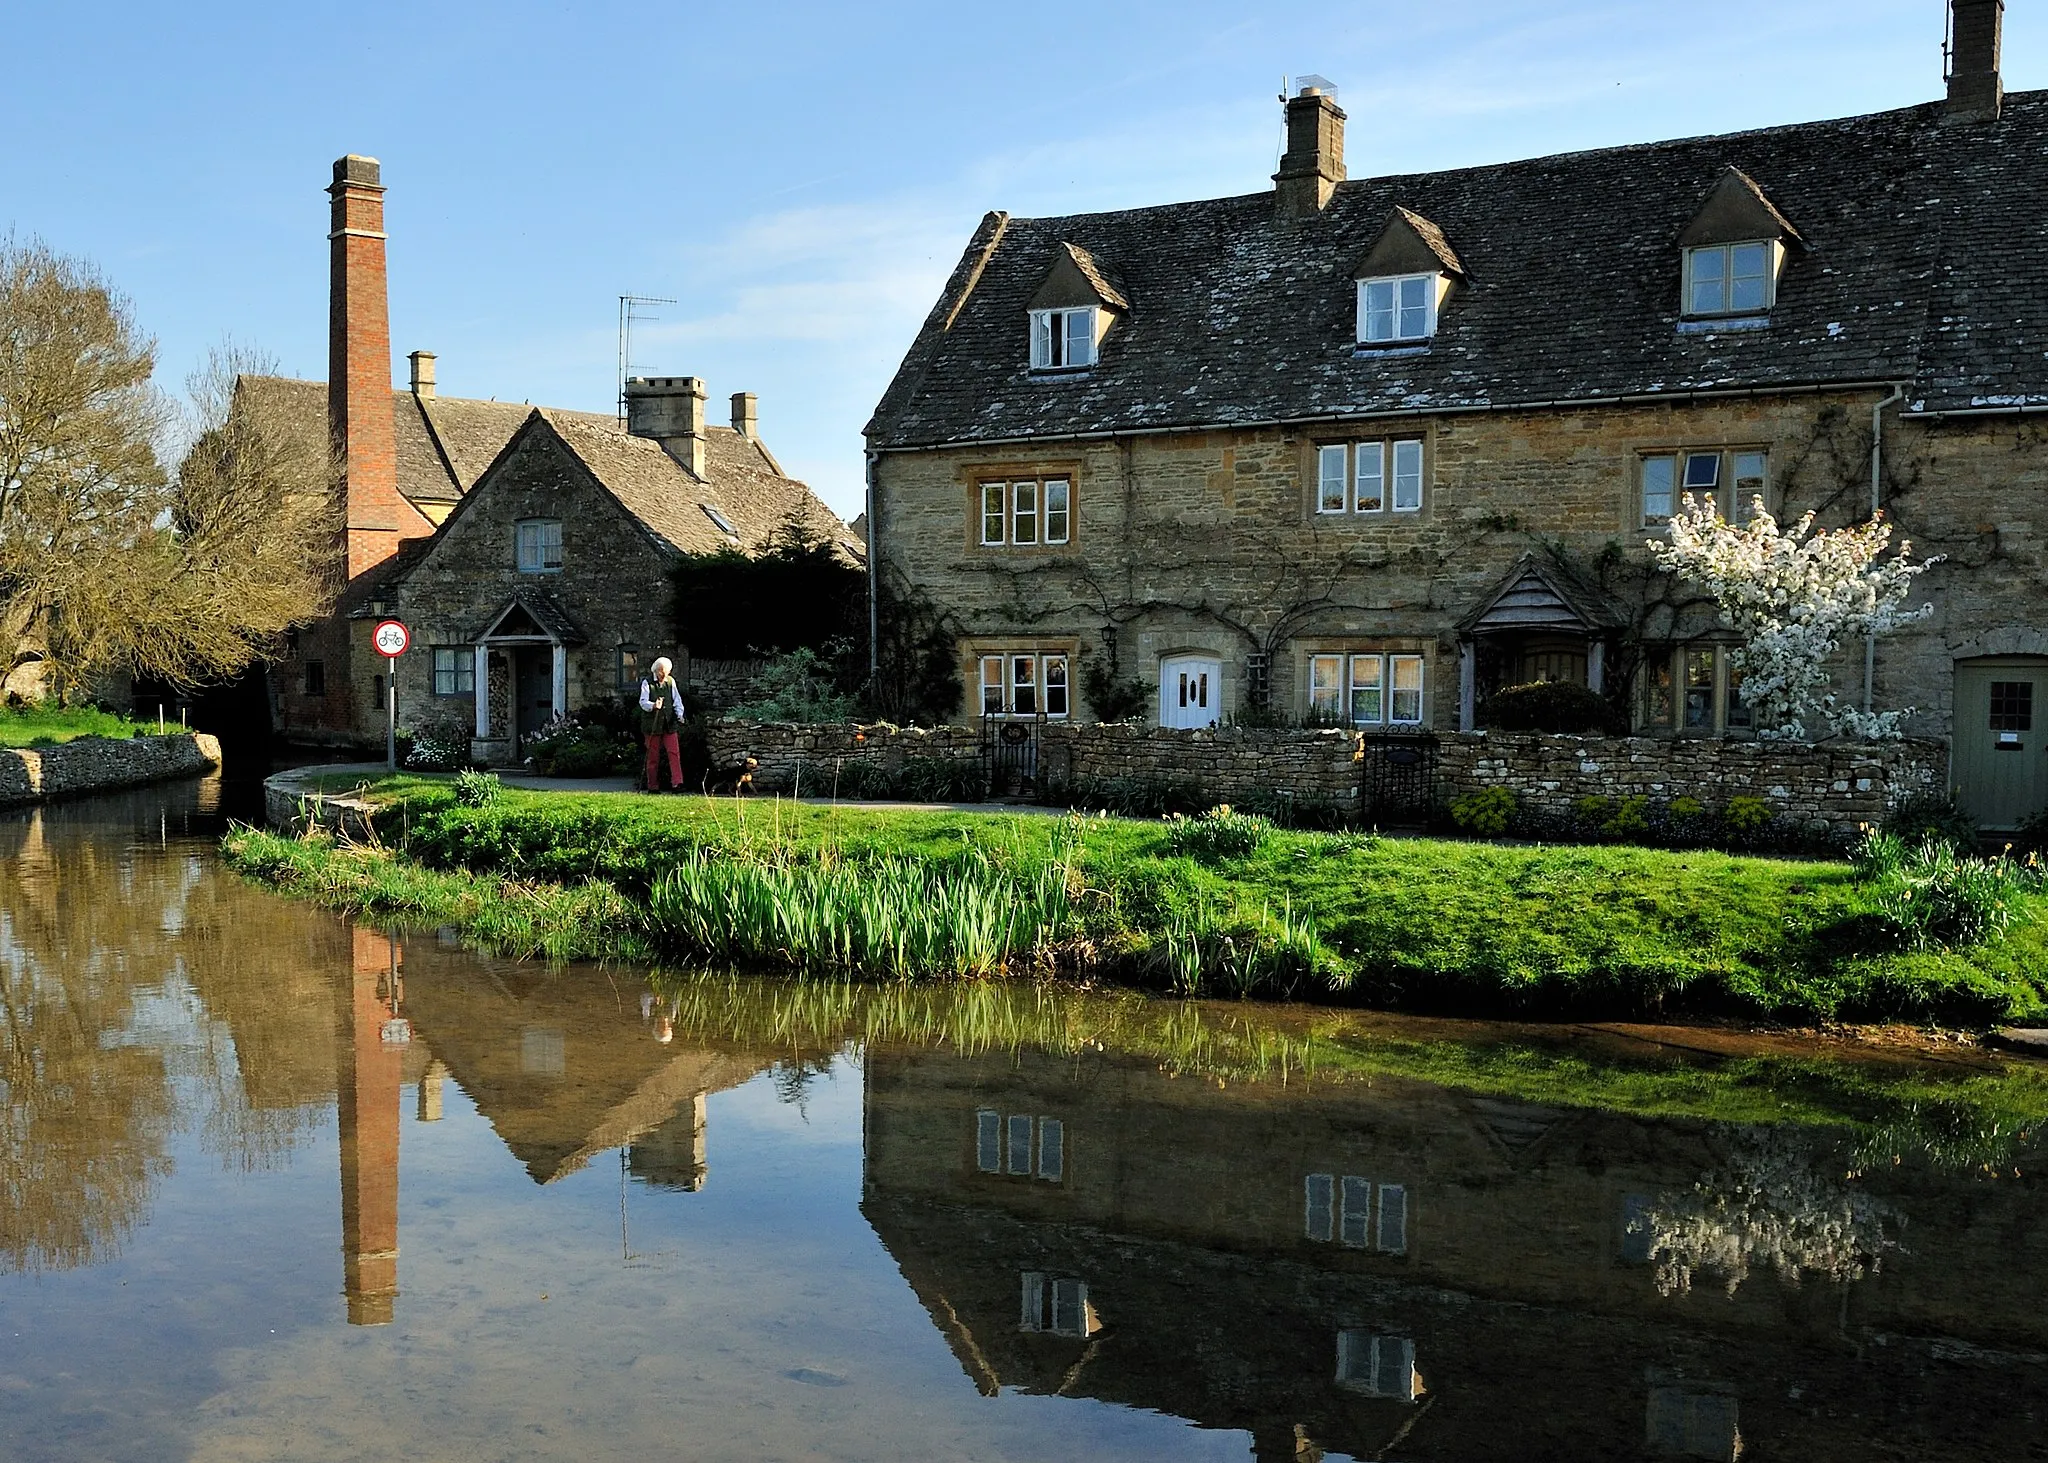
[372,620,411,771]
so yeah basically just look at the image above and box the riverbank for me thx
[228,773,2048,1027]
[1,730,221,807]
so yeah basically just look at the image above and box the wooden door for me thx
[513,646,555,742]
[1159,656,1222,730]
[1952,657,2048,830]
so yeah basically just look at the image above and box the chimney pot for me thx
[730,391,757,439]
[408,350,436,400]
[1274,84,1346,217]
[1946,0,2004,123]
[624,376,708,478]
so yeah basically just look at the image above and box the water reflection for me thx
[2,782,2045,1461]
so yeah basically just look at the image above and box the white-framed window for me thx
[1336,1331,1419,1401]
[1639,447,1768,527]
[1642,643,1751,736]
[1314,438,1425,514]
[1306,1173,1409,1253]
[979,653,1070,718]
[1308,653,1425,726]
[515,518,563,573]
[1020,1273,1097,1336]
[977,478,1073,546]
[1684,240,1774,316]
[1358,272,1440,343]
[1030,307,1098,369]
[431,647,474,697]
[975,1110,1064,1181]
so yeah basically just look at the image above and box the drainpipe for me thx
[1865,384,1906,714]
[865,449,880,685]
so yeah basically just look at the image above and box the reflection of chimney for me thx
[328,156,402,580]
[1946,0,2004,123]
[1273,80,1346,217]
[408,350,436,401]
[417,1059,446,1122]
[339,928,403,1326]
[624,376,708,478]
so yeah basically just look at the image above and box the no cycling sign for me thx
[373,619,410,658]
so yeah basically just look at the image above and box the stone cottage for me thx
[864,1,2048,829]
[247,155,853,755]
[371,379,854,764]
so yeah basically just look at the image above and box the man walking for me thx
[639,656,687,792]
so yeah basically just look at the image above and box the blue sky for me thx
[4,2,2036,516]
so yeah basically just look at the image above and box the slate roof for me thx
[867,93,2048,449]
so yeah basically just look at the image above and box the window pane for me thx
[1392,439,1423,510]
[1044,480,1070,543]
[1011,656,1037,715]
[1020,1271,1046,1330]
[1304,1173,1335,1242]
[1364,279,1394,342]
[1377,1184,1408,1254]
[1730,242,1769,311]
[1373,1336,1416,1400]
[1641,455,1675,522]
[977,1110,1001,1172]
[1646,653,1675,727]
[1349,655,1384,724]
[1725,658,1752,729]
[1318,444,1348,513]
[982,483,1006,544]
[1036,1117,1064,1181]
[1688,246,1727,314]
[1308,656,1343,719]
[1683,452,1721,492]
[981,656,1005,715]
[1731,451,1766,522]
[1044,656,1069,718]
[1684,649,1715,729]
[1031,313,1052,369]
[1355,440,1384,512]
[1051,1278,1086,1336]
[1990,681,2035,732]
[617,647,640,691]
[1065,309,1094,366]
[1007,1114,1033,1174]
[1012,482,1037,545]
[1390,655,1424,724]
[1336,1329,1369,1384]
[1397,275,1430,339]
[1340,1175,1373,1246]
[544,521,562,567]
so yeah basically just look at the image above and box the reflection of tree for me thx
[1630,1128,1901,1298]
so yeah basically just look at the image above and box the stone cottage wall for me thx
[1436,731,1946,834]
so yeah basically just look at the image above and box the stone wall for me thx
[703,721,981,793]
[1436,730,1946,834]
[0,732,222,808]
[1040,722,1362,812]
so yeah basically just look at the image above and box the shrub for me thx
[1448,785,1517,837]
[1480,680,1622,734]
[1721,795,1774,836]
[1162,805,1272,862]
[1603,794,1651,840]
[1882,792,1979,851]
[523,712,636,778]
[1853,829,2019,950]
[727,648,859,723]
[453,769,500,808]
[404,718,470,772]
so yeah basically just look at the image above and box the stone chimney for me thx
[328,155,402,580]
[1947,0,2004,122]
[1274,80,1346,217]
[407,350,436,401]
[624,376,708,478]
[730,391,757,440]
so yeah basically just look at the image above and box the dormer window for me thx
[1358,273,1440,343]
[1684,241,1775,317]
[1030,307,1097,370]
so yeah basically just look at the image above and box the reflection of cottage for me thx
[250,155,855,755]
[859,1043,2046,1463]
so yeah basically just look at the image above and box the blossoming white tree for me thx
[1648,496,1938,740]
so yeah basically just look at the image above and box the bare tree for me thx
[0,239,329,700]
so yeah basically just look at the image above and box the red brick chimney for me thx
[329,155,403,580]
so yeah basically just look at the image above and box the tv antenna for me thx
[617,294,677,422]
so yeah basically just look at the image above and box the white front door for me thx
[1160,656,1222,729]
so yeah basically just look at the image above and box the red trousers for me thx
[643,732,682,790]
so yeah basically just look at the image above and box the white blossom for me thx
[1648,497,1939,740]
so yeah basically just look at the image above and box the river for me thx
[2,776,2044,1461]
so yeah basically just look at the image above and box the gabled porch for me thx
[467,595,588,766]
[1454,554,1628,732]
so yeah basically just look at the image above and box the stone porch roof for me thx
[868,93,2048,449]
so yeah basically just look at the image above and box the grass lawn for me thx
[0,703,153,747]
[233,774,2048,1027]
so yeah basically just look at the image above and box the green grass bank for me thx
[0,703,155,747]
[226,774,2048,1027]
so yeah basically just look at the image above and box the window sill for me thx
[1353,342,1432,358]
[1676,314,1770,334]
[1028,366,1095,380]
[517,567,564,575]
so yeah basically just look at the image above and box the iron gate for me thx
[1360,732,1438,825]
[980,713,1045,799]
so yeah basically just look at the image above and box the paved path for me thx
[272,762,1069,816]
